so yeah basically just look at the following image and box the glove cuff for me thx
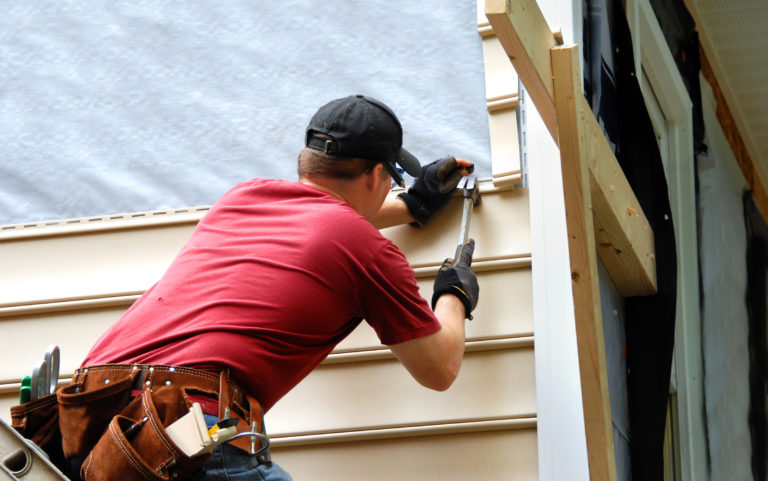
[431,269,473,319]
[397,192,431,226]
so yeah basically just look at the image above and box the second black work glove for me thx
[431,239,479,319]
[397,156,472,226]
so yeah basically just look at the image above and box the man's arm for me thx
[388,240,479,391]
[388,294,466,391]
[371,157,474,230]
[370,196,415,229]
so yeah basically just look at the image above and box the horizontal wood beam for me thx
[485,0,657,297]
[582,93,657,296]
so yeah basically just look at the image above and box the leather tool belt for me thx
[11,364,269,481]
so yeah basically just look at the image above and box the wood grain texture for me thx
[485,0,559,143]
[552,44,617,481]
[484,0,656,297]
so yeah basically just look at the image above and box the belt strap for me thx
[74,364,222,393]
[218,369,269,461]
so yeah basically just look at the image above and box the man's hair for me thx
[297,147,380,180]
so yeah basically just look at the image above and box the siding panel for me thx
[266,348,536,436]
[272,429,539,481]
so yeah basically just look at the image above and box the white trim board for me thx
[624,1,705,479]
[526,0,590,479]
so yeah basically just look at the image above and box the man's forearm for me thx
[388,293,467,391]
[371,196,416,229]
[432,293,468,378]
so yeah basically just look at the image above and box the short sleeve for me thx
[358,241,441,345]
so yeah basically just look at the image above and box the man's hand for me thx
[397,157,474,226]
[431,239,479,319]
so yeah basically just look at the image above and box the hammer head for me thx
[457,175,481,206]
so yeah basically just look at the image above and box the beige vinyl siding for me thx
[273,429,539,481]
[478,0,523,189]
[0,180,536,480]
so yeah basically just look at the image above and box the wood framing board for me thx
[484,0,558,144]
[584,100,656,296]
[485,0,656,297]
[552,44,617,481]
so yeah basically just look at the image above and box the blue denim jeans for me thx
[192,413,294,481]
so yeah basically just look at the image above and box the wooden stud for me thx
[551,44,618,481]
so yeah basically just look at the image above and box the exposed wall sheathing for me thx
[698,75,752,481]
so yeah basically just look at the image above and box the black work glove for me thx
[431,239,479,319]
[397,156,474,226]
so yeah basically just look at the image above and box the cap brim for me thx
[398,148,422,177]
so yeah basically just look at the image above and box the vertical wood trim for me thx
[551,44,618,481]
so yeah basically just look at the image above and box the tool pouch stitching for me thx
[57,373,136,459]
[81,387,209,481]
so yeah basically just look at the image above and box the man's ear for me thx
[365,163,384,191]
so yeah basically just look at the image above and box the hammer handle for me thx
[454,197,474,263]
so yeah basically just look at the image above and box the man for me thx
[75,95,479,480]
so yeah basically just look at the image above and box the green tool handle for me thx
[19,375,31,404]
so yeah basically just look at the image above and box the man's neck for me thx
[299,174,378,220]
[299,177,348,203]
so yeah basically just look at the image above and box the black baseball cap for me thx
[305,95,422,187]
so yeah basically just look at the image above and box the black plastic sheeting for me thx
[744,193,768,481]
[648,0,705,152]
[582,0,679,478]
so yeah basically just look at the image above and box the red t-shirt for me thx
[83,179,441,412]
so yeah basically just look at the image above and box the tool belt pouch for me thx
[57,373,136,459]
[10,393,65,465]
[81,386,209,481]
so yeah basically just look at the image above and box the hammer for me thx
[454,175,481,263]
